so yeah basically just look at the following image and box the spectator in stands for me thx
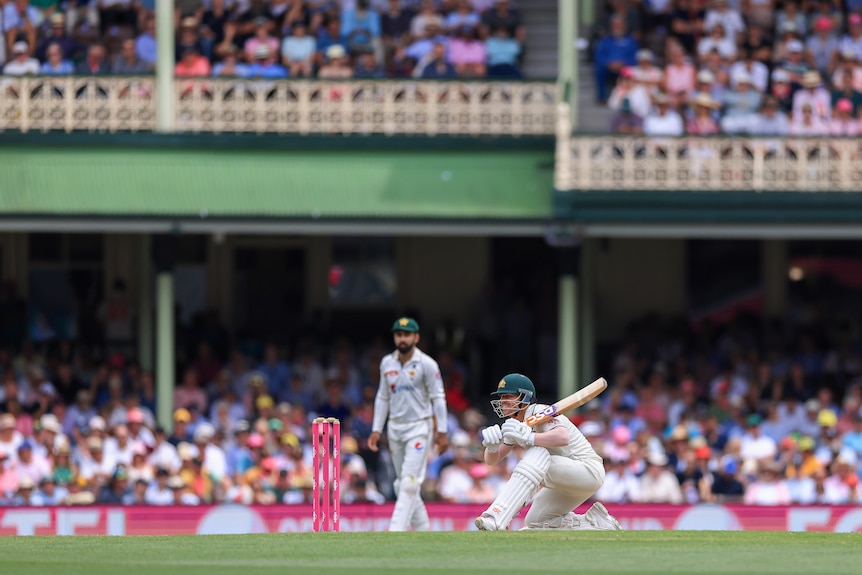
[246,43,290,77]
[662,40,696,109]
[639,451,684,503]
[484,25,520,78]
[482,0,524,43]
[446,0,480,33]
[244,16,280,64]
[793,70,830,122]
[807,16,838,76]
[632,49,662,95]
[381,0,413,68]
[342,0,381,58]
[318,43,353,78]
[596,456,641,503]
[594,15,638,103]
[405,19,447,72]
[704,0,744,44]
[829,98,859,136]
[610,66,651,118]
[686,93,720,134]
[840,15,862,63]
[136,16,157,69]
[769,68,794,114]
[775,0,806,40]
[33,12,79,62]
[773,22,803,64]
[644,91,684,136]
[741,23,772,63]
[720,71,762,134]
[3,41,39,75]
[112,38,152,74]
[201,0,230,60]
[710,455,745,501]
[32,475,68,506]
[281,20,317,76]
[610,97,644,134]
[744,0,775,29]
[698,22,736,61]
[39,41,73,74]
[316,16,347,64]
[832,50,862,94]
[418,41,456,78]
[669,0,705,55]
[822,456,859,504]
[777,39,809,86]
[76,44,110,75]
[353,49,385,77]
[448,25,485,77]
[729,48,768,92]
[743,460,792,505]
[3,0,40,58]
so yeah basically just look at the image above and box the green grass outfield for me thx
[0,531,859,575]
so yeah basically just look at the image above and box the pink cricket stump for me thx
[312,418,321,533]
[322,419,331,531]
[330,418,341,532]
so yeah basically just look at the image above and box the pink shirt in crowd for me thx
[448,38,486,65]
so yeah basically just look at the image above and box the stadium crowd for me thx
[0,0,525,80]
[1,302,862,508]
[594,0,862,136]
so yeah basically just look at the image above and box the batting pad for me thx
[484,447,550,529]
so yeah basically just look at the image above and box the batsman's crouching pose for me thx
[475,373,622,531]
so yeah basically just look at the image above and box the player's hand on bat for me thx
[481,424,503,452]
[502,419,534,448]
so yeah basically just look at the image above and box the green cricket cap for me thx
[392,317,420,333]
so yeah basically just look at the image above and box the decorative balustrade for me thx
[0,76,556,136]
[555,104,862,193]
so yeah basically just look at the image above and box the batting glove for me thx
[481,425,503,453]
[502,420,535,448]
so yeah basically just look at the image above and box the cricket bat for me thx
[523,377,608,427]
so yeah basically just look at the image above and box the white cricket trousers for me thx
[387,418,434,531]
[524,455,605,527]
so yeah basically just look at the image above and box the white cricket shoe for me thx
[585,502,622,531]
[475,514,500,531]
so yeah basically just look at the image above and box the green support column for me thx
[138,235,153,372]
[559,276,578,398]
[156,0,175,132]
[559,0,578,129]
[557,247,581,399]
[156,271,175,432]
[579,238,595,383]
[762,239,788,321]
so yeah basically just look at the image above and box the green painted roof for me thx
[0,137,553,220]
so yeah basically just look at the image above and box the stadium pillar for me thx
[153,235,177,431]
[579,238,595,385]
[559,0,578,128]
[156,0,175,132]
[761,239,788,321]
[557,246,580,399]
[138,235,153,372]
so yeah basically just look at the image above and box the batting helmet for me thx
[490,373,535,418]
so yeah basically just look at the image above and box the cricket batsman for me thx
[475,373,622,531]
[369,317,449,531]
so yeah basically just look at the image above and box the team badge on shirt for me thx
[408,370,416,378]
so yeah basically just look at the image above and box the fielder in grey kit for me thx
[369,317,449,532]
[476,373,622,531]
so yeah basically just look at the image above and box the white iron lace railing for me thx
[0,76,557,136]
[555,103,862,193]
